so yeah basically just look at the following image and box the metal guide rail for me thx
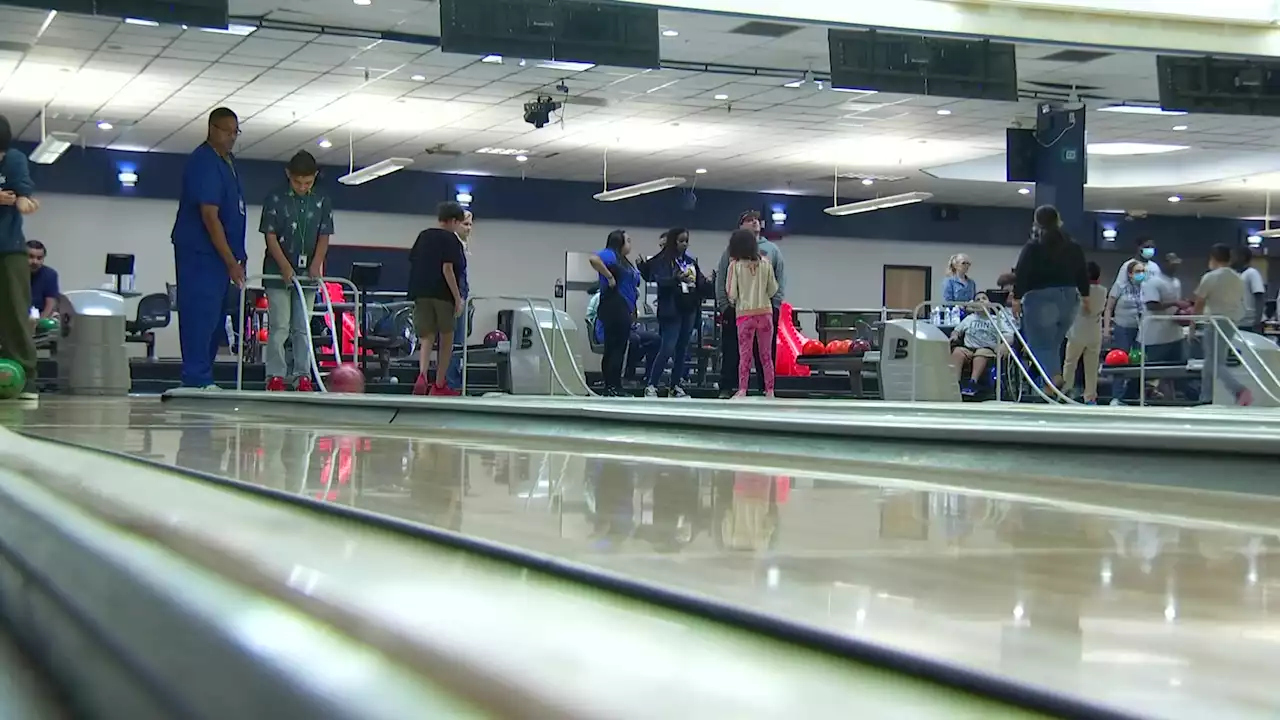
[0,428,1142,720]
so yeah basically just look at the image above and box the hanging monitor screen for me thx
[828,29,1018,101]
[440,0,660,70]
[6,0,228,27]
[1158,55,1280,116]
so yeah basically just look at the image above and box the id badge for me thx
[238,198,246,216]
[680,282,690,294]
[298,254,308,269]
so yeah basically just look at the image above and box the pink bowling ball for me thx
[327,363,366,393]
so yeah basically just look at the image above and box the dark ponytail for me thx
[1032,204,1067,247]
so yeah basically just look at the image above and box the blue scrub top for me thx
[171,142,247,261]
[596,248,640,309]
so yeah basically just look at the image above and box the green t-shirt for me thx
[258,188,334,289]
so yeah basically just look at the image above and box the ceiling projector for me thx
[523,96,562,129]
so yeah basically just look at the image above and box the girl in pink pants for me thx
[725,229,780,398]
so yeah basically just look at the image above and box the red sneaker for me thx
[412,373,431,396]
[295,376,314,393]
[432,383,461,397]
[266,376,287,392]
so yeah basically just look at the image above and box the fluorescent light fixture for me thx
[1095,209,1127,214]
[337,157,412,186]
[825,191,932,216]
[1172,125,1188,131]
[96,121,113,130]
[318,139,332,149]
[771,211,787,224]
[538,60,595,72]
[832,87,877,94]
[593,177,687,202]
[1254,228,1280,238]
[353,0,371,5]
[456,192,473,206]
[117,171,138,187]
[714,94,729,100]
[516,155,528,163]
[410,74,425,81]
[695,168,707,175]
[862,178,875,186]
[662,29,679,37]
[1098,105,1187,116]
[1087,142,1189,156]
[783,79,804,88]
[124,18,158,26]
[200,24,256,36]
[476,147,528,155]
[481,55,504,64]
[1018,187,1031,195]
[1102,228,1117,240]
[29,132,77,165]
[936,109,952,116]
[1167,195,1182,203]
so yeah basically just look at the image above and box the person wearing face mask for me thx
[1103,261,1146,405]
[1115,237,1161,288]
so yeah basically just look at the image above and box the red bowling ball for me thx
[1104,349,1129,367]
[327,363,366,393]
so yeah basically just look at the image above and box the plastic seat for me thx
[126,293,171,361]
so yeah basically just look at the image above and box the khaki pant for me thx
[0,253,36,380]
[1063,337,1101,399]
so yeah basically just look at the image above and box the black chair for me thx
[126,293,171,361]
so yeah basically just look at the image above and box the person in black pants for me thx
[714,211,786,397]
[588,230,640,396]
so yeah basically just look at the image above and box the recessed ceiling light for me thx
[481,55,504,64]
[714,94,728,100]
[96,121,113,131]
[936,109,952,116]
[1087,142,1189,156]
[1098,105,1187,116]
[318,139,333,149]
[662,29,679,37]
[353,0,371,5]
[1167,195,1182,203]
[411,74,425,81]
[695,168,708,174]
[1172,125,1188,131]
[516,155,528,163]
[861,178,874,186]
[1018,187,1031,195]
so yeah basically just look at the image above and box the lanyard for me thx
[290,193,316,249]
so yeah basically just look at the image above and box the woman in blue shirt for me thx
[588,230,639,396]
[942,253,977,304]
[643,228,707,398]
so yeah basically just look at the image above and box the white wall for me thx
[24,193,1021,358]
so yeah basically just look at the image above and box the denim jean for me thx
[444,306,468,389]
[265,285,316,381]
[646,311,696,387]
[1021,286,1079,384]
[1108,324,1139,401]
[1200,321,1247,403]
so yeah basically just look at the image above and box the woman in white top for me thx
[1063,261,1108,404]
[1103,260,1146,404]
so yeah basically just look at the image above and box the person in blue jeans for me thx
[642,228,708,398]
[443,210,473,391]
[1012,205,1089,397]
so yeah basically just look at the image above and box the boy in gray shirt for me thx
[1192,244,1250,405]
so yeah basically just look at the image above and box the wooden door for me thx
[883,265,932,316]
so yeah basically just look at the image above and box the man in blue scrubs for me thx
[171,107,247,390]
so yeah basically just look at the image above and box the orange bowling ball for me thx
[257,328,269,342]
[327,363,365,393]
[801,339,825,356]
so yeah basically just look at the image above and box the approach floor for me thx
[5,395,1279,720]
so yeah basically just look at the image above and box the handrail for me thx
[235,274,361,392]
[1120,314,1280,406]
[461,295,591,397]
[910,300,1078,404]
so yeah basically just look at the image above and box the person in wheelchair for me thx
[949,293,1017,397]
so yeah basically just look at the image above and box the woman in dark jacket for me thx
[1012,205,1090,395]
[643,228,707,397]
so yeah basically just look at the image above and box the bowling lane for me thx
[9,397,1280,720]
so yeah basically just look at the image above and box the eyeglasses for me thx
[212,123,241,136]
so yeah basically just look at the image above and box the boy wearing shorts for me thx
[949,293,1016,396]
[409,201,468,396]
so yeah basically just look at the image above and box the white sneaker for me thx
[644,385,658,398]
[671,385,689,398]
[1109,398,1123,407]
[200,384,223,392]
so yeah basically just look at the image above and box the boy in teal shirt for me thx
[259,151,333,391]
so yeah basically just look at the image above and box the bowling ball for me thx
[483,330,508,347]
[850,338,872,354]
[255,295,269,310]
[35,317,58,333]
[801,339,825,356]
[0,359,25,400]
[327,363,365,393]
[257,328,269,343]
[1128,348,1144,366]
[825,340,844,354]
[1104,349,1129,367]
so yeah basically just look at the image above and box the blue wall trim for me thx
[17,142,1260,255]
